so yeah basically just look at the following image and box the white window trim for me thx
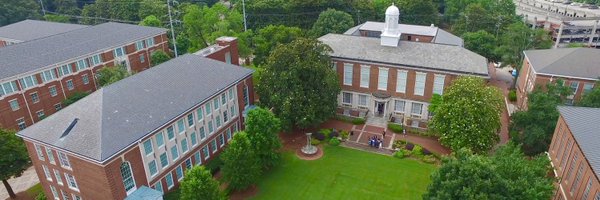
[360,65,370,88]
[342,92,353,105]
[396,70,407,93]
[433,74,445,95]
[414,72,426,96]
[378,67,388,91]
[343,64,353,86]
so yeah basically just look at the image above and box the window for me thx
[156,132,165,147]
[19,75,38,89]
[185,158,192,169]
[395,100,405,112]
[167,126,175,140]
[148,160,158,176]
[50,186,58,200]
[214,98,220,109]
[54,103,62,111]
[211,140,217,153]
[582,178,593,199]
[120,162,135,193]
[54,169,63,185]
[433,74,445,95]
[206,103,212,115]
[140,54,145,63]
[222,94,227,105]
[41,70,56,82]
[223,110,228,122]
[331,61,337,72]
[58,152,71,169]
[396,70,407,93]
[16,118,26,130]
[42,165,53,181]
[566,153,579,181]
[154,182,163,194]
[49,86,58,97]
[561,140,573,169]
[31,93,40,103]
[82,75,89,85]
[197,108,204,121]
[594,192,600,200]
[9,99,20,111]
[208,120,214,134]
[219,134,225,147]
[199,126,206,140]
[46,147,55,164]
[76,60,88,71]
[229,89,234,100]
[72,194,81,200]
[1,81,18,96]
[187,114,194,127]
[583,83,594,94]
[165,173,174,189]
[570,81,580,94]
[143,139,153,156]
[342,92,352,104]
[225,52,232,64]
[243,85,249,107]
[160,153,169,168]
[230,105,236,117]
[145,38,155,47]
[194,151,202,165]
[58,65,72,77]
[378,68,388,90]
[202,145,210,159]
[191,132,198,146]
[34,144,45,160]
[181,138,189,153]
[66,80,74,90]
[65,173,78,190]
[61,190,69,200]
[360,66,370,88]
[358,94,368,107]
[411,102,423,115]
[136,40,145,51]
[91,54,102,66]
[114,47,125,57]
[176,166,183,180]
[177,119,185,133]
[415,72,426,96]
[37,110,45,119]
[171,145,179,160]
[216,116,221,127]
[571,165,584,194]
[226,128,232,140]
[343,64,353,85]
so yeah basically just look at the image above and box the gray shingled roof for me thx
[0,20,88,42]
[0,22,166,80]
[17,54,253,163]
[433,29,464,47]
[558,106,600,179]
[319,34,488,77]
[344,21,464,46]
[524,48,600,80]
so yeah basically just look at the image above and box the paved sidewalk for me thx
[0,166,39,200]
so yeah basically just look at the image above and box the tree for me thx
[150,50,171,67]
[578,81,600,108]
[309,9,354,38]
[138,0,167,22]
[62,91,89,107]
[462,30,498,62]
[97,66,130,87]
[430,76,504,153]
[221,132,261,191]
[511,80,572,155]
[139,15,162,27]
[495,22,553,68]
[180,166,224,200]
[451,4,495,36]
[423,143,554,200]
[0,128,31,199]
[373,0,439,25]
[245,107,282,169]
[0,0,41,26]
[182,4,245,53]
[257,38,340,130]
[44,14,71,23]
[253,25,303,66]
[53,0,80,15]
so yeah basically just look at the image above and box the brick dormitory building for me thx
[319,4,489,128]
[548,106,600,200]
[16,50,255,199]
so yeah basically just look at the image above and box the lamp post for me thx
[242,0,247,32]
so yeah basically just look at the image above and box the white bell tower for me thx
[381,4,401,47]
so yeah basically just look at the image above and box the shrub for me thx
[392,140,407,149]
[205,154,222,175]
[313,132,326,141]
[509,90,517,102]
[62,91,90,107]
[401,149,412,157]
[421,155,437,164]
[351,118,366,125]
[405,143,415,150]
[387,123,403,133]
[311,139,321,145]
[336,115,366,125]
[413,145,424,158]
[340,130,349,140]
[329,137,341,146]
[35,192,46,200]
[319,129,332,139]
[423,148,432,155]
[330,130,340,138]
[393,150,406,158]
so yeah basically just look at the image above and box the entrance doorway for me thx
[375,101,385,117]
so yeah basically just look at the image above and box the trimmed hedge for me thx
[340,130,349,140]
[336,115,366,125]
[329,138,341,146]
[508,90,517,102]
[388,123,403,133]
[351,118,366,125]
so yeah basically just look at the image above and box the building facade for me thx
[0,22,170,130]
[0,20,88,47]
[319,5,489,128]
[548,106,600,200]
[516,48,599,109]
[17,53,255,199]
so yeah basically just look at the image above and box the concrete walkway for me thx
[0,166,39,200]
[488,64,515,145]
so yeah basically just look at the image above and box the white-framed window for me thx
[208,120,214,134]
[41,69,57,83]
[166,173,174,189]
[36,110,45,119]
[223,110,229,122]
[411,102,423,115]
[66,80,74,90]
[214,98,220,109]
[582,178,593,199]
[143,139,153,156]
[61,190,69,200]
[153,182,164,194]
[82,75,89,85]
[230,105,236,117]
[221,94,227,105]
[414,72,426,96]
[136,40,145,51]
[190,132,198,146]
[378,68,388,90]
[177,119,185,134]
[583,83,594,94]
[167,126,175,140]
[395,100,405,113]
[342,92,353,105]
[9,99,20,111]
[156,132,165,147]
[114,47,125,57]
[31,92,40,103]
[211,140,217,153]
[358,94,368,107]
[65,173,79,190]
[243,85,249,108]
[171,145,179,160]
[176,166,183,181]
[360,66,370,88]
[570,81,580,94]
[120,162,135,193]
[396,70,408,93]
[197,107,204,121]
[72,194,81,200]
[159,152,169,168]
[140,54,145,63]
[202,145,210,159]
[219,134,225,147]
[185,158,192,169]
[145,38,155,47]
[148,160,158,177]
[76,60,87,71]
[229,88,234,100]
[34,144,45,160]
[42,165,53,181]
[225,52,232,64]
[181,138,189,153]
[58,152,71,169]
[46,147,55,164]
[226,128,232,141]
[54,103,62,111]
[194,151,202,165]
[343,64,353,86]
[49,86,58,97]
[58,65,72,77]
[0,81,18,96]
[19,75,38,89]
[199,126,206,140]
[216,115,222,127]
[206,103,212,115]
[53,169,63,185]
[16,118,26,130]
[187,113,194,127]
[91,54,102,66]
[433,74,445,95]
[50,185,59,200]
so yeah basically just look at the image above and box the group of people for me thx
[368,136,383,148]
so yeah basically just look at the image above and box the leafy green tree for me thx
[495,22,553,68]
[253,25,303,66]
[44,14,70,23]
[53,0,80,15]
[309,9,354,38]
[373,0,439,25]
[0,128,31,199]
[0,0,41,26]
[578,81,600,108]
[234,29,254,59]
[463,30,498,62]
[451,4,495,35]
[221,132,261,191]
[182,5,209,52]
[62,91,90,107]
[182,4,244,53]
[139,15,162,27]
[257,38,340,130]
[428,94,443,115]
[97,66,130,87]
[511,80,572,155]
[150,50,171,67]
[138,0,167,22]
[423,143,554,200]
[245,107,282,169]
[430,76,504,153]
[180,166,224,200]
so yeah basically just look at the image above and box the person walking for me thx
[382,130,386,138]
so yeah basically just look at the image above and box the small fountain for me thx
[301,132,318,155]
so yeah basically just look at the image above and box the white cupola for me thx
[381,4,401,47]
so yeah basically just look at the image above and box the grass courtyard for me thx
[251,146,437,200]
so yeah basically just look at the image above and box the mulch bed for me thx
[228,185,258,200]
[295,146,324,160]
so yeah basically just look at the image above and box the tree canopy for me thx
[139,15,162,27]
[245,107,282,169]
[150,50,171,67]
[221,132,261,191]
[0,0,41,26]
[97,65,131,87]
[252,25,303,66]
[578,81,600,108]
[430,76,504,154]
[0,128,31,198]
[257,38,340,130]
[463,30,498,62]
[309,9,354,38]
[180,166,224,200]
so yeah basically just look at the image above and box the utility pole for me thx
[242,0,247,32]
[39,0,46,16]
[167,0,178,57]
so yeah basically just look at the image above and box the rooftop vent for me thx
[60,118,79,139]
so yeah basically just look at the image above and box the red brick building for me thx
[0,22,170,130]
[0,20,88,47]
[17,53,255,199]
[548,106,600,200]
[516,48,599,110]
[319,5,489,128]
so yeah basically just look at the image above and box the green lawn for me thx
[251,146,437,200]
